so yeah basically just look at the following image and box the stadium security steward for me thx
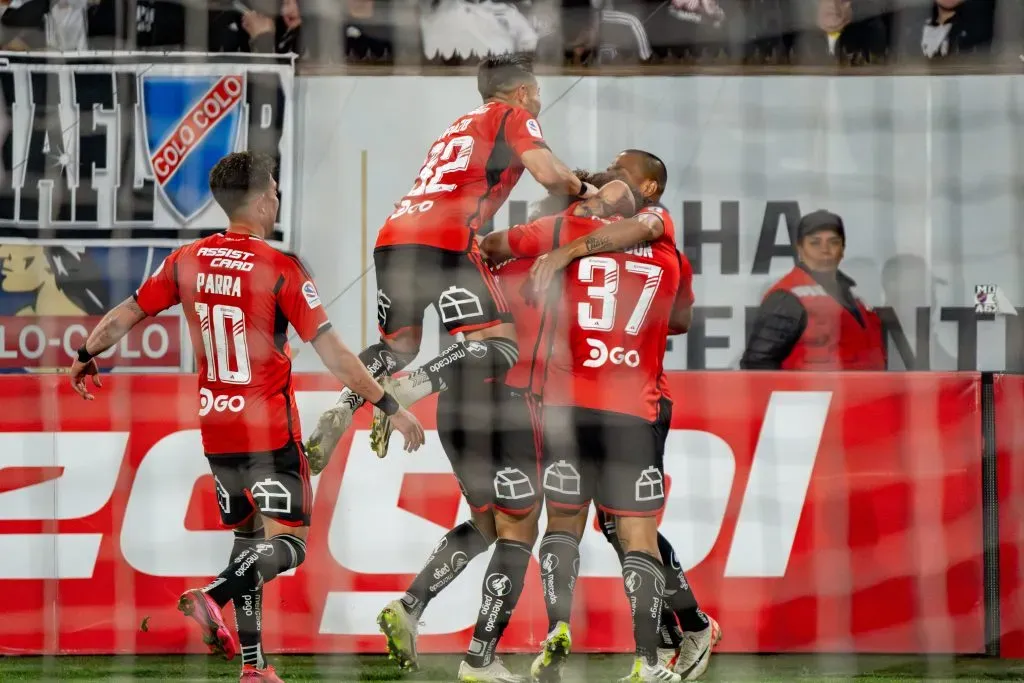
[740,210,886,371]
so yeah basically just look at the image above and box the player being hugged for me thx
[523,182,686,683]
[306,52,597,465]
[67,152,424,683]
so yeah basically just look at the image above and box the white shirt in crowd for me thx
[46,0,89,52]
[421,0,538,60]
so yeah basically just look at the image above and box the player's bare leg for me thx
[307,329,420,469]
[182,517,308,676]
[380,508,497,671]
[371,323,519,457]
[531,506,588,683]
[459,507,539,683]
[613,515,681,683]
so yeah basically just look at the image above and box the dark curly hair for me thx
[208,151,277,219]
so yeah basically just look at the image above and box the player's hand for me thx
[529,247,573,295]
[68,358,102,400]
[390,407,425,453]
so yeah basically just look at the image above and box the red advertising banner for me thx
[996,374,1024,657]
[0,372,984,655]
[0,316,183,370]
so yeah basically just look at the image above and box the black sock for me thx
[538,531,581,632]
[622,552,666,666]
[597,509,625,561]
[204,534,307,607]
[358,342,414,380]
[464,539,533,668]
[230,527,267,668]
[416,339,519,392]
[401,521,492,620]
[657,533,709,633]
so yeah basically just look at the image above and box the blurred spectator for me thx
[343,0,394,62]
[0,0,50,50]
[421,0,537,61]
[892,0,995,61]
[643,0,734,61]
[790,0,889,65]
[240,0,304,54]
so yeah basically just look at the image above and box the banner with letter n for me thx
[0,51,296,248]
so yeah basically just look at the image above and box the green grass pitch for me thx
[1,654,1023,682]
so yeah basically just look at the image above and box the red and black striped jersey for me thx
[375,101,549,252]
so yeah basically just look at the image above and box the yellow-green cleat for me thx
[530,621,571,682]
[377,599,419,671]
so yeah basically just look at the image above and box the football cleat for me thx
[305,389,363,473]
[657,648,679,670]
[673,616,722,680]
[530,621,572,682]
[458,658,528,682]
[618,658,682,682]
[377,599,420,671]
[177,589,238,661]
[240,664,284,682]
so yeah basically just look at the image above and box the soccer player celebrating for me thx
[305,52,595,464]
[523,184,687,683]
[67,152,425,683]
[528,151,720,682]
[371,180,637,683]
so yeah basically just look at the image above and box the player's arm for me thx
[669,250,694,335]
[69,251,181,400]
[529,211,665,293]
[504,109,596,198]
[68,297,149,400]
[739,291,807,370]
[279,265,424,450]
[479,218,553,263]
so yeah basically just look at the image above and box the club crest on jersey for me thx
[302,281,322,309]
[142,74,244,222]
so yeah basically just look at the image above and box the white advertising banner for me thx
[286,75,1023,372]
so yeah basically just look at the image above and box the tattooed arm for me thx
[528,212,666,294]
[69,297,148,400]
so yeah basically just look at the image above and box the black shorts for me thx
[206,441,312,528]
[374,244,512,338]
[542,398,672,516]
[437,381,542,514]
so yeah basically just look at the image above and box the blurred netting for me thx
[3,1,1023,682]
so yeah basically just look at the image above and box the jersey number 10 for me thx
[194,302,252,385]
[577,256,663,335]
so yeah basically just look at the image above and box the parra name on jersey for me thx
[196,273,242,297]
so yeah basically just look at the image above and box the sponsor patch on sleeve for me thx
[526,118,543,139]
[302,280,322,309]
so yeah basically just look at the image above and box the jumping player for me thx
[305,53,595,464]
[67,152,425,683]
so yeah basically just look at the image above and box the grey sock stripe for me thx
[497,539,534,557]
[276,534,306,569]
[624,554,663,578]
[541,531,579,549]
[486,339,519,368]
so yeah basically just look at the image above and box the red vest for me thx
[767,266,886,371]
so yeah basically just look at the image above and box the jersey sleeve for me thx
[134,249,182,315]
[504,107,549,158]
[276,257,332,343]
[675,251,695,307]
[507,219,558,258]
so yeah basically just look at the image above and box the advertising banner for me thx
[0,52,295,247]
[996,374,1024,657]
[0,372,984,655]
[0,244,184,372]
[290,76,1024,373]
